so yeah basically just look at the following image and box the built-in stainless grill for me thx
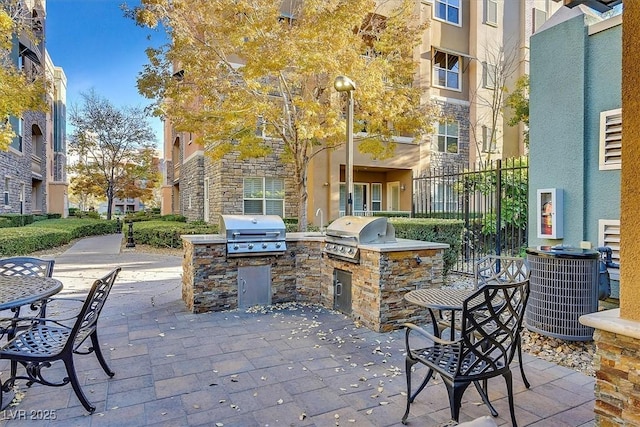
[220,215,287,257]
[324,216,396,263]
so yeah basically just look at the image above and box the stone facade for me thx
[180,153,204,221]
[204,139,298,221]
[428,100,471,171]
[182,234,445,332]
[593,329,640,426]
[0,111,47,215]
[321,247,442,332]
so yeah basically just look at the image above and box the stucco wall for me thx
[529,9,620,249]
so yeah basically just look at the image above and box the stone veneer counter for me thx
[182,233,449,332]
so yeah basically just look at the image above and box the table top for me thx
[0,275,63,311]
[404,288,475,311]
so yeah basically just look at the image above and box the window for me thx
[3,177,9,206]
[532,8,547,33]
[434,0,460,26]
[482,62,496,89]
[482,125,496,152]
[484,0,498,26]
[436,121,459,154]
[432,182,458,212]
[599,219,620,281]
[599,108,622,170]
[10,118,22,152]
[371,183,382,211]
[433,50,460,90]
[243,177,285,216]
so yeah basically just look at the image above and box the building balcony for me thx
[31,154,42,178]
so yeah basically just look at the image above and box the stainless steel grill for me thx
[324,216,396,263]
[220,215,287,257]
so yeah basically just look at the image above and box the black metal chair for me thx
[0,267,121,413]
[0,257,57,363]
[0,257,55,278]
[475,255,531,388]
[402,279,530,426]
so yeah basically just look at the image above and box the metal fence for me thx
[413,158,528,274]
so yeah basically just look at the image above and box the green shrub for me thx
[389,218,464,275]
[159,214,187,222]
[27,218,118,238]
[68,207,78,216]
[0,214,34,227]
[131,220,219,248]
[47,213,62,219]
[0,218,13,229]
[0,227,71,255]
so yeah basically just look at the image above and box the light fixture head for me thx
[334,75,356,92]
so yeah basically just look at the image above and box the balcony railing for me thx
[173,164,181,183]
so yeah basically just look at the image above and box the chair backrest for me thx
[456,279,530,378]
[66,267,121,350]
[474,255,529,289]
[0,257,55,278]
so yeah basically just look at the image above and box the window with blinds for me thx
[599,108,622,170]
[243,177,285,216]
[484,0,497,26]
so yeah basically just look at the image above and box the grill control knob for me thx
[348,248,354,254]
[275,242,281,248]
[248,243,254,249]
[262,243,268,249]
[233,245,239,250]
[340,246,345,253]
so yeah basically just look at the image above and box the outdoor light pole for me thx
[334,75,356,216]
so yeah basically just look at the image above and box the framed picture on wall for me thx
[537,188,563,239]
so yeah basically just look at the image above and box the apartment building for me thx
[161,0,563,226]
[2,0,68,217]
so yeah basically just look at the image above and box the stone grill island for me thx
[181,217,448,332]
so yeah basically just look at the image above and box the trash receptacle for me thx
[525,246,599,341]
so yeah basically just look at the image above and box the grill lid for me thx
[220,215,286,242]
[325,216,396,245]
[324,216,396,263]
[220,215,287,257]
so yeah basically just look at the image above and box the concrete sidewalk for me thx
[0,234,596,426]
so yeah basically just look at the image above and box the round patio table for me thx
[0,275,63,311]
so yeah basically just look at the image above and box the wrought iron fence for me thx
[413,158,528,274]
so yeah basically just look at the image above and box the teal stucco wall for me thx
[529,10,621,250]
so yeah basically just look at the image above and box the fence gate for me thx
[413,159,528,275]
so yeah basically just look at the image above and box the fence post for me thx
[495,159,502,257]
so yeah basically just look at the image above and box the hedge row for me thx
[0,218,118,256]
[130,221,218,248]
[389,218,464,275]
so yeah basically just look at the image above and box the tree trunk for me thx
[296,162,308,232]
[106,184,114,220]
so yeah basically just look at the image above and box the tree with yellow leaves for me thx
[132,0,437,230]
[0,2,47,150]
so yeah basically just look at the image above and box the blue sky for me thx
[46,0,166,148]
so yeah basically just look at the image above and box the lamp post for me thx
[334,75,356,216]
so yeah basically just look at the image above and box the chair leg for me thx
[503,370,518,427]
[473,380,498,417]
[89,333,114,377]
[447,382,470,422]
[402,358,434,424]
[63,356,95,413]
[517,336,531,388]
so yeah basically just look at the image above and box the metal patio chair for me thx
[0,256,56,320]
[475,255,531,388]
[402,279,530,426]
[0,267,121,413]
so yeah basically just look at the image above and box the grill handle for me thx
[240,278,247,294]
[232,231,281,237]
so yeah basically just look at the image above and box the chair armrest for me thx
[403,322,458,346]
